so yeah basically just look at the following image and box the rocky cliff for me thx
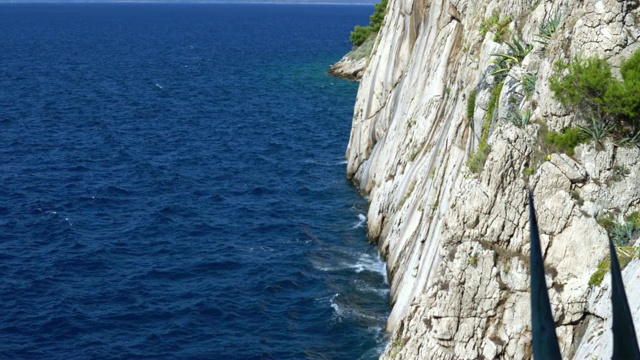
[342,0,640,358]
[328,36,376,81]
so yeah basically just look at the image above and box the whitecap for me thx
[313,264,338,272]
[352,213,366,229]
[330,293,343,320]
[354,280,390,296]
[351,253,386,277]
[329,292,388,329]
[247,245,274,253]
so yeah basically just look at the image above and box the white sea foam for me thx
[312,251,388,286]
[310,261,336,272]
[155,83,163,89]
[336,160,348,165]
[330,293,343,320]
[247,245,274,253]
[366,325,384,336]
[354,280,390,296]
[351,253,386,276]
[352,213,366,229]
[330,293,382,323]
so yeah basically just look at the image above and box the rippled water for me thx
[0,3,390,359]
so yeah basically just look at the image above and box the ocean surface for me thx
[0,4,390,359]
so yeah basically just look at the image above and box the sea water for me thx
[0,3,390,359]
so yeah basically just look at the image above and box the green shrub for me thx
[589,255,610,287]
[370,0,388,32]
[479,13,499,37]
[467,89,477,125]
[350,25,372,47]
[549,50,640,144]
[467,143,491,174]
[480,12,512,42]
[550,55,613,111]
[544,127,587,156]
[569,189,584,205]
[349,0,388,46]
[604,50,640,122]
[597,214,616,233]
[347,36,375,60]
[627,211,640,228]
[466,81,503,175]
[484,81,504,141]
[589,247,637,287]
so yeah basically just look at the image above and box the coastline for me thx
[341,0,640,358]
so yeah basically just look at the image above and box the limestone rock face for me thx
[343,0,640,358]
[328,53,368,81]
[575,259,640,359]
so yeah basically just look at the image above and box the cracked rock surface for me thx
[343,0,640,358]
[328,53,368,81]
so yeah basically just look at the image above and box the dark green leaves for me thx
[349,0,388,46]
[528,190,562,360]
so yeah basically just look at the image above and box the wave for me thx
[353,280,390,296]
[311,251,387,283]
[350,253,386,278]
[352,213,366,229]
[330,293,343,320]
[330,293,387,324]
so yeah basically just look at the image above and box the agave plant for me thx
[620,129,640,147]
[506,107,532,128]
[577,115,614,146]
[610,221,635,247]
[522,71,537,98]
[528,191,640,358]
[507,37,534,59]
[490,37,533,78]
[536,16,561,44]
[612,220,640,247]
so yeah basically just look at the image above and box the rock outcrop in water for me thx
[328,53,368,81]
[328,37,377,81]
[339,0,640,358]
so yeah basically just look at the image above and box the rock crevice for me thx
[343,0,640,358]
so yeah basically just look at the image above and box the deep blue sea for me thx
[0,4,389,359]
